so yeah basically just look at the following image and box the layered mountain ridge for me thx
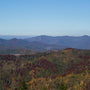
[0,35,90,54]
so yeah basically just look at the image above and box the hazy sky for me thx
[0,0,90,36]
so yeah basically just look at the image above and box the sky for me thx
[0,0,90,36]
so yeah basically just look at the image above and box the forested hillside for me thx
[0,48,90,90]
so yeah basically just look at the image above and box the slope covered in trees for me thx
[0,48,90,90]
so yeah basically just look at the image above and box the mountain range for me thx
[0,35,90,54]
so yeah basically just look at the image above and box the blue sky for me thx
[0,0,90,36]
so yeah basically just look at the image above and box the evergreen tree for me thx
[59,82,68,90]
[20,81,28,90]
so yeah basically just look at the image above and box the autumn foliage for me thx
[0,48,90,90]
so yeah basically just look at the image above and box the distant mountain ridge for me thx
[0,37,67,54]
[26,35,90,49]
[0,35,90,54]
[0,35,34,39]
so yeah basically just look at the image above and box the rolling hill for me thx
[0,48,90,90]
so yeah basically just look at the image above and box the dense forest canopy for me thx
[0,48,90,90]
